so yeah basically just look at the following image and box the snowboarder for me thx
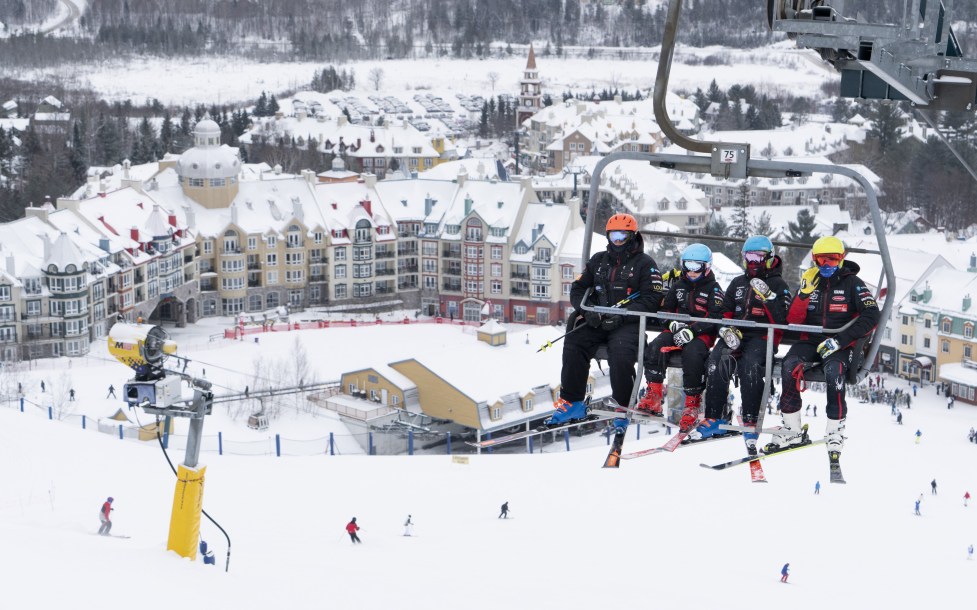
[780,563,790,583]
[637,243,724,434]
[915,429,922,444]
[69,388,75,401]
[403,515,413,537]
[767,237,880,468]
[499,501,509,519]
[931,479,938,495]
[698,236,791,455]
[107,385,116,399]
[915,498,922,515]
[549,213,664,434]
[346,517,361,544]
[98,497,114,535]
[815,481,821,495]
[965,492,970,507]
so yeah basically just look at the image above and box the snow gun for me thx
[537,291,640,353]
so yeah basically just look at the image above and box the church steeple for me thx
[517,43,543,127]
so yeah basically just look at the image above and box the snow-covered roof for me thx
[938,362,977,386]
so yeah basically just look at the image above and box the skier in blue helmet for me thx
[693,235,792,453]
[635,243,725,433]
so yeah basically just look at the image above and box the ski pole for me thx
[537,292,640,353]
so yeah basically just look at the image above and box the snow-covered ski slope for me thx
[1,320,974,609]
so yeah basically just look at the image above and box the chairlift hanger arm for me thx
[640,230,882,255]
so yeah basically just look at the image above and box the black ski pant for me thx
[644,333,710,396]
[705,336,769,422]
[777,341,855,420]
[561,322,641,407]
[348,532,361,543]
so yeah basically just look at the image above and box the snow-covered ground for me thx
[2,318,976,609]
[2,45,836,107]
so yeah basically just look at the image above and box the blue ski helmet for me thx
[741,235,773,255]
[680,243,712,281]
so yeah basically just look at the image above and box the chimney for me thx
[424,196,434,217]
[40,234,51,261]
[168,212,177,227]
[464,195,473,216]
[56,197,79,211]
[5,253,15,275]
[531,226,539,243]
[24,207,49,222]
[130,227,140,246]
[231,202,239,226]
[456,168,467,187]
[970,252,976,271]
[99,238,111,253]
[922,282,932,302]
[184,206,196,230]
[274,164,282,175]
[361,199,373,217]
[363,173,377,189]
[293,197,304,221]
[965,294,973,312]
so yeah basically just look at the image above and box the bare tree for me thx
[487,71,500,91]
[50,371,74,421]
[369,67,385,91]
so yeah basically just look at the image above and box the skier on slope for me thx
[635,243,725,433]
[547,214,664,433]
[98,497,114,535]
[780,563,790,583]
[499,502,509,519]
[766,237,880,469]
[346,517,361,544]
[403,515,413,537]
[694,235,791,454]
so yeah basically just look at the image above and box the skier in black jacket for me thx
[767,236,880,462]
[549,213,665,432]
[693,235,791,455]
[635,243,725,432]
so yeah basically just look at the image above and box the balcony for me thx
[376,268,396,276]
[511,287,530,296]
[444,266,462,276]
[511,272,529,279]
[442,281,462,292]
[310,275,327,283]
[397,247,419,257]
[533,255,552,264]
[248,279,262,288]
[222,248,243,255]
[397,265,418,274]
[375,251,395,259]
[247,262,262,270]
[442,248,462,259]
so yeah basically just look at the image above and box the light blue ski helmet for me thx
[741,235,773,254]
[681,243,713,265]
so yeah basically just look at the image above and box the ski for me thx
[749,459,768,482]
[829,450,847,484]
[619,428,692,459]
[602,425,628,468]
[467,414,611,449]
[736,415,767,483]
[590,408,666,425]
[93,533,131,539]
[718,423,784,434]
[699,439,827,470]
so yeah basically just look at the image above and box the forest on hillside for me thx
[1,0,975,66]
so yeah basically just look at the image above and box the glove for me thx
[719,326,743,350]
[601,314,623,331]
[750,278,774,301]
[817,338,840,359]
[584,310,602,328]
[799,267,820,296]
[673,327,695,346]
[668,321,689,334]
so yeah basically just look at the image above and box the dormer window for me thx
[942,318,953,333]
[965,322,974,339]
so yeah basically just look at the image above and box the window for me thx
[353,283,372,297]
[513,305,527,322]
[965,324,974,339]
[942,340,950,353]
[491,280,502,294]
[353,264,372,278]
[491,246,503,259]
[335,247,347,262]
[901,315,909,325]
[335,284,347,299]
[562,267,575,279]
[532,284,550,298]
[266,253,278,267]
[286,252,304,265]
[335,265,347,279]
[523,398,533,411]
[563,283,572,296]
[266,235,277,248]
[966,345,973,359]
[924,338,931,349]
[203,241,213,254]
[248,294,263,311]
[286,271,304,283]
[491,406,501,420]
[924,318,932,329]
[266,271,278,285]
[942,318,952,333]
[491,263,502,277]
[248,236,258,250]
[353,246,372,261]
[314,231,323,244]
[0,286,9,301]
[266,292,280,308]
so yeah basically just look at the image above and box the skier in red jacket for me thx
[98,497,114,535]
[346,517,361,544]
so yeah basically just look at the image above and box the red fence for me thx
[224,317,481,339]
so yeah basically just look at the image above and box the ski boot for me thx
[635,381,664,417]
[543,398,587,428]
[678,394,703,433]
[826,418,847,483]
[762,410,809,454]
[687,418,730,442]
[743,416,759,456]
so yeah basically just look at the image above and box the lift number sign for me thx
[720,149,738,164]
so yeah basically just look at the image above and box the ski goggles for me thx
[814,253,844,267]
[743,251,769,264]
[682,260,707,273]
[608,231,631,244]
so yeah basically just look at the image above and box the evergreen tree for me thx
[255,91,268,117]
[752,211,774,239]
[730,182,751,240]
[160,111,175,155]
[867,103,903,157]
[788,208,818,243]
